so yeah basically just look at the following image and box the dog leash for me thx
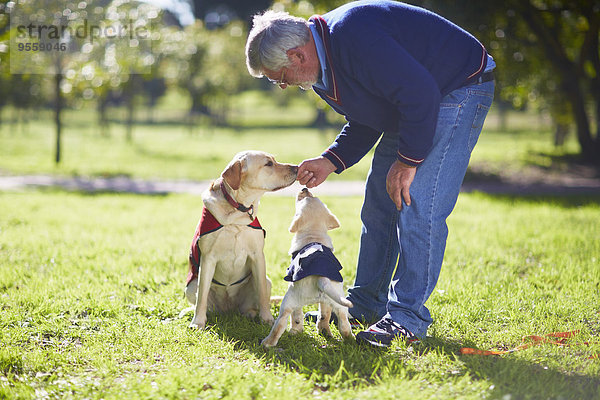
[460,330,599,360]
[220,180,254,220]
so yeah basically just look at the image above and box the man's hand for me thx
[386,160,417,210]
[298,156,336,188]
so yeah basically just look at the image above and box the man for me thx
[245,0,495,347]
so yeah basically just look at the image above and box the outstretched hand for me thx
[386,160,417,210]
[297,156,336,188]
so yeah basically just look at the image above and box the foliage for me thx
[0,190,599,399]
[190,0,271,27]
[420,0,600,162]
[159,20,254,124]
[2,0,599,162]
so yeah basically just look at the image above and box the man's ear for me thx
[327,213,340,230]
[286,47,305,65]
[222,160,242,190]
[289,213,302,233]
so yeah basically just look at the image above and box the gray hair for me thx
[245,10,310,77]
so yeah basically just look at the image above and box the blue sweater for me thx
[309,0,488,170]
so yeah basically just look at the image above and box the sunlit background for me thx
[0,0,598,167]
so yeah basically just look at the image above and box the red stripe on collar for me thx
[310,15,341,105]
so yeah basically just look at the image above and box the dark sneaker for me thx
[356,317,419,348]
[304,311,364,329]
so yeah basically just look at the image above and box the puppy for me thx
[183,151,298,330]
[261,188,354,347]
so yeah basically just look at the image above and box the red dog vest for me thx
[187,207,265,286]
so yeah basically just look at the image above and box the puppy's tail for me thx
[317,277,353,308]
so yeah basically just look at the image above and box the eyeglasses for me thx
[267,69,286,86]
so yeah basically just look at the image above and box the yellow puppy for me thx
[262,188,354,347]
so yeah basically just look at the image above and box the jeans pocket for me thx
[468,103,490,152]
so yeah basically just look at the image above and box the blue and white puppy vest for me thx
[284,242,344,283]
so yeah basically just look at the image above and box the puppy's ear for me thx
[222,160,242,190]
[289,214,302,233]
[326,213,340,230]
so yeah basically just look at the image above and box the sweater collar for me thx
[309,15,341,105]
[309,21,329,91]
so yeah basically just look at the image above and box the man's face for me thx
[264,63,318,90]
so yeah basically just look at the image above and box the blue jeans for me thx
[347,80,495,337]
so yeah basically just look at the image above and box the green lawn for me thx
[1,189,599,399]
[0,91,584,183]
[1,92,598,398]
[0,113,364,182]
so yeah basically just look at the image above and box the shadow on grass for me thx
[477,193,600,209]
[459,354,599,399]
[463,173,600,198]
[425,336,600,399]
[201,312,599,398]
[33,180,172,197]
[200,311,418,387]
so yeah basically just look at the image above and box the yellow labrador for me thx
[183,151,297,329]
[261,188,354,347]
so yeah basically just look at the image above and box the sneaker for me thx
[356,317,419,348]
[304,311,363,329]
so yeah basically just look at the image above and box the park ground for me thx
[1,98,599,399]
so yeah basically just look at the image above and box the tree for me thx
[420,0,600,164]
[190,0,271,26]
[0,1,9,126]
[160,20,252,127]
[513,0,600,163]
[8,0,71,163]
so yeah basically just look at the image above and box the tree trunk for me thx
[97,95,110,137]
[565,81,596,162]
[518,0,600,164]
[126,77,136,143]
[310,108,328,128]
[54,72,62,164]
[126,97,134,142]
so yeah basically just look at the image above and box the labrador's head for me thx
[289,188,340,234]
[221,151,298,192]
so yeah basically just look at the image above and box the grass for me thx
[1,91,598,398]
[0,112,366,182]
[0,90,585,183]
[1,189,599,399]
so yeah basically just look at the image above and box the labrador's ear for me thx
[326,212,340,230]
[289,213,302,233]
[222,160,242,190]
